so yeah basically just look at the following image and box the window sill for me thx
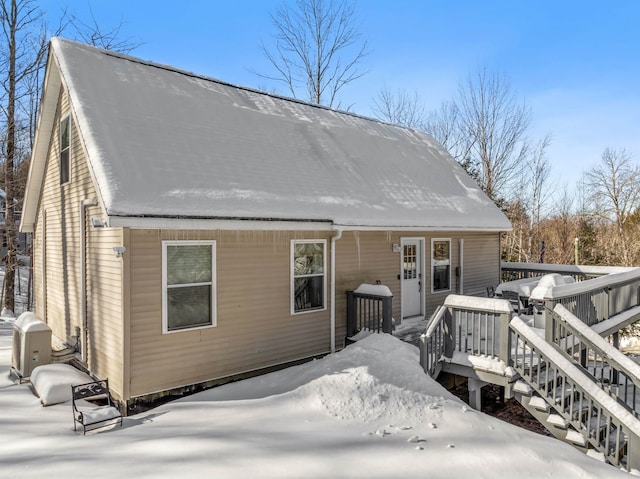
[163,323,217,335]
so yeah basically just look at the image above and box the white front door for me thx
[402,239,422,318]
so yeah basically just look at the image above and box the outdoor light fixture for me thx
[392,244,402,253]
[112,246,126,258]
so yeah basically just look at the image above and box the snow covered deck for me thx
[419,265,640,471]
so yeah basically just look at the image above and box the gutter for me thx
[330,228,343,354]
[80,198,98,363]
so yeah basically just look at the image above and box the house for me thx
[20,38,511,412]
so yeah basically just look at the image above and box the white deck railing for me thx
[536,267,640,328]
[511,316,640,471]
[551,304,640,418]
[419,295,512,377]
[420,286,640,472]
[502,262,636,282]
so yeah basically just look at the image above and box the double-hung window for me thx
[291,240,326,314]
[162,241,216,333]
[60,116,71,185]
[432,239,451,292]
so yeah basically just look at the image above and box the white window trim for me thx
[290,239,327,315]
[431,238,451,294]
[162,240,217,334]
[60,115,71,185]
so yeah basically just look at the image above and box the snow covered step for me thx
[513,380,533,396]
[565,428,586,447]
[547,413,568,429]
[528,395,550,412]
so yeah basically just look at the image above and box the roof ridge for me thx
[51,36,418,133]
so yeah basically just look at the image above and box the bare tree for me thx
[423,99,480,180]
[426,68,531,202]
[257,0,368,107]
[584,147,640,265]
[456,68,530,202]
[522,135,553,259]
[69,5,141,53]
[0,0,49,315]
[0,2,139,315]
[504,135,552,262]
[526,136,553,226]
[371,87,426,130]
[500,198,529,262]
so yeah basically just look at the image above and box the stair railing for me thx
[510,316,640,471]
[419,305,447,378]
[550,304,640,418]
[420,296,512,379]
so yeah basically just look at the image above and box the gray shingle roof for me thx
[47,38,511,231]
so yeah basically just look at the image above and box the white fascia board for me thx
[335,224,510,233]
[20,50,61,233]
[108,216,336,231]
[108,215,510,233]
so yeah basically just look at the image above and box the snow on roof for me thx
[48,38,510,231]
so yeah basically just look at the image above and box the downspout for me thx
[41,210,47,322]
[459,238,464,295]
[330,228,343,354]
[80,198,98,363]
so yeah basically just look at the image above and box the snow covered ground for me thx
[0,317,630,478]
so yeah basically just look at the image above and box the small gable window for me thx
[60,116,71,184]
[162,241,216,333]
[291,240,326,314]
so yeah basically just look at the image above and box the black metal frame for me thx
[71,379,123,435]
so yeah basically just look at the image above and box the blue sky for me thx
[48,0,640,196]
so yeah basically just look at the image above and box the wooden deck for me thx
[420,264,640,472]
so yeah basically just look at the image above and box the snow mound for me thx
[529,273,573,300]
[293,334,446,423]
[354,283,393,297]
[31,363,93,406]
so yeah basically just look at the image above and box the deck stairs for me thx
[420,288,640,472]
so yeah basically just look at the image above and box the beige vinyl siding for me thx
[86,227,125,396]
[459,233,501,297]
[126,227,500,397]
[128,229,333,397]
[334,231,401,343]
[334,231,502,337]
[34,89,86,340]
[31,87,124,396]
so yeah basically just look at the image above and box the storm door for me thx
[401,239,423,318]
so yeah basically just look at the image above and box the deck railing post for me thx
[346,291,355,337]
[382,296,393,334]
[544,299,555,344]
[628,431,640,473]
[443,307,454,358]
[498,310,512,365]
